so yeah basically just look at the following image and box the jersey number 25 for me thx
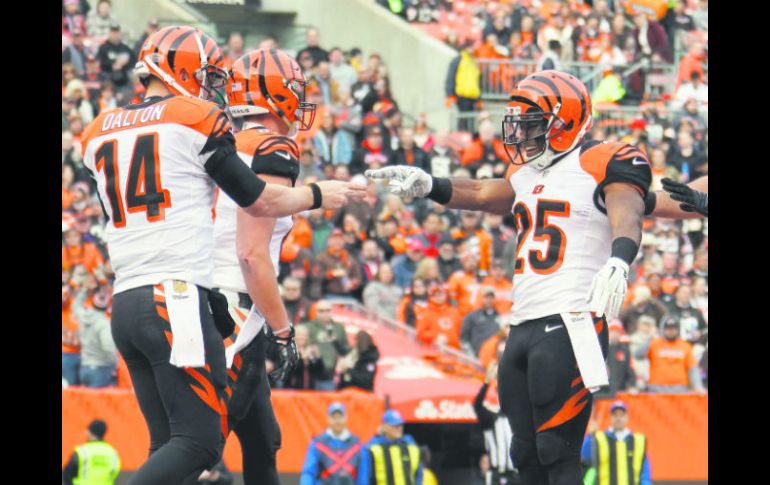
[95,133,171,228]
[513,199,570,275]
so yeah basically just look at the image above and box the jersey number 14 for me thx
[95,133,171,228]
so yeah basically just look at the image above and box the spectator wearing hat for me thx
[86,0,118,41]
[447,249,481,316]
[416,282,462,349]
[72,273,117,388]
[62,419,121,485]
[620,118,651,156]
[479,259,513,315]
[62,29,90,78]
[460,286,501,357]
[303,301,351,390]
[301,403,364,485]
[392,238,426,289]
[537,39,563,71]
[338,330,380,391]
[358,410,423,485]
[363,263,403,321]
[581,401,651,485]
[96,21,136,99]
[643,315,705,393]
[312,228,362,299]
[436,236,460,281]
[350,125,389,176]
[64,78,95,125]
[134,18,160,57]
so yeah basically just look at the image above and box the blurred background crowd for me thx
[62,0,707,398]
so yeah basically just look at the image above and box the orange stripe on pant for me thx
[184,367,229,437]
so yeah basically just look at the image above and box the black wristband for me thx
[427,176,453,204]
[611,237,639,265]
[643,191,656,216]
[308,183,322,210]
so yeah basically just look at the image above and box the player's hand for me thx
[315,181,368,210]
[267,326,299,385]
[586,257,629,320]
[661,178,708,216]
[365,166,433,198]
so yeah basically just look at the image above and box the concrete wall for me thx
[262,0,457,132]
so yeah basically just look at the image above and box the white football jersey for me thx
[212,124,299,293]
[81,96,232,294]
[507,141,651,325]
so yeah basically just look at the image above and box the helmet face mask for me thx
[194,64,229,106]
[502,102,566,168]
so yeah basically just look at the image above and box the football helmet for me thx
[134,25,228,104]
[502,70,593,171]
[227,48,316,130]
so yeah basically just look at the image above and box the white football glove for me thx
[365,166,433,198]
[586,257,629,320]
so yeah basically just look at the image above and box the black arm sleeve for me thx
[62,451,79,485]
[205,149,267,208]
[594,145,652,214]
[473,383,496,428]
[252,136,301,186]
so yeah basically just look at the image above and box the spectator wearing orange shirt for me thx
[644,316,704,393]
[416,283,463,349]
[460,120,508,177]
[311,228,363,299]
[447,250,481,317]
[396,278,429,327]
[479,259,513,315]
[414,212,445,259]
[451,211,493,275]
[478,319,510,370]
[62,226,105,275]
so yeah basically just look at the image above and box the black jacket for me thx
[338,345,380,391]
[389,146,431,173]
[96,40,136,87]
[461,308,500,356]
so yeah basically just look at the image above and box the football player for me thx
[81,26,365,484]
[210,48,313,485]
[366,71,651,485]
[646,176,708,218]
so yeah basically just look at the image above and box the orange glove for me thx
[445,95,457,107]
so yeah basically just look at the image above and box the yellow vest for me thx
[593,431,646,485]
[73,441,120,485]
[455,51,481,100]
[370,442,421,485]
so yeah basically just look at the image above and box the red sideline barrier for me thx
[62,387,385,473]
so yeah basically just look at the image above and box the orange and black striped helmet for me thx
[227,49,316,131]
[502,70,593,170]
[134,25,228,104]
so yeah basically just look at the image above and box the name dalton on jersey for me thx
[99,105,167,132]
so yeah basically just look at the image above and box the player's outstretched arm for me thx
[365,166,515,215]
[648,176,708,218]
[236,174,295,338]
[247,180,367,218]
[587,183,645,319]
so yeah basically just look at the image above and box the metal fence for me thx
[449,105,708,137]
[325,298,485,373]
[476,59,680,101]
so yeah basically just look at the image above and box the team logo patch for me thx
[533,184,545,194]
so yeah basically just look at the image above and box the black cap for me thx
[661,316,679,328]
[109,21,121,31]
[88,419,107,439]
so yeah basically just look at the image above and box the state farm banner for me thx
[332,306,484,423]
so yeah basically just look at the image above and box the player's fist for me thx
[586,257,629,320]
[316,180,368,209]
[365,166,433,198]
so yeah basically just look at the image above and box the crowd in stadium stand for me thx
[62,0,707,397]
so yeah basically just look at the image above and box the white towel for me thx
[162,280,205,368]
[560,312,609,392]
[225,304,266,368]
